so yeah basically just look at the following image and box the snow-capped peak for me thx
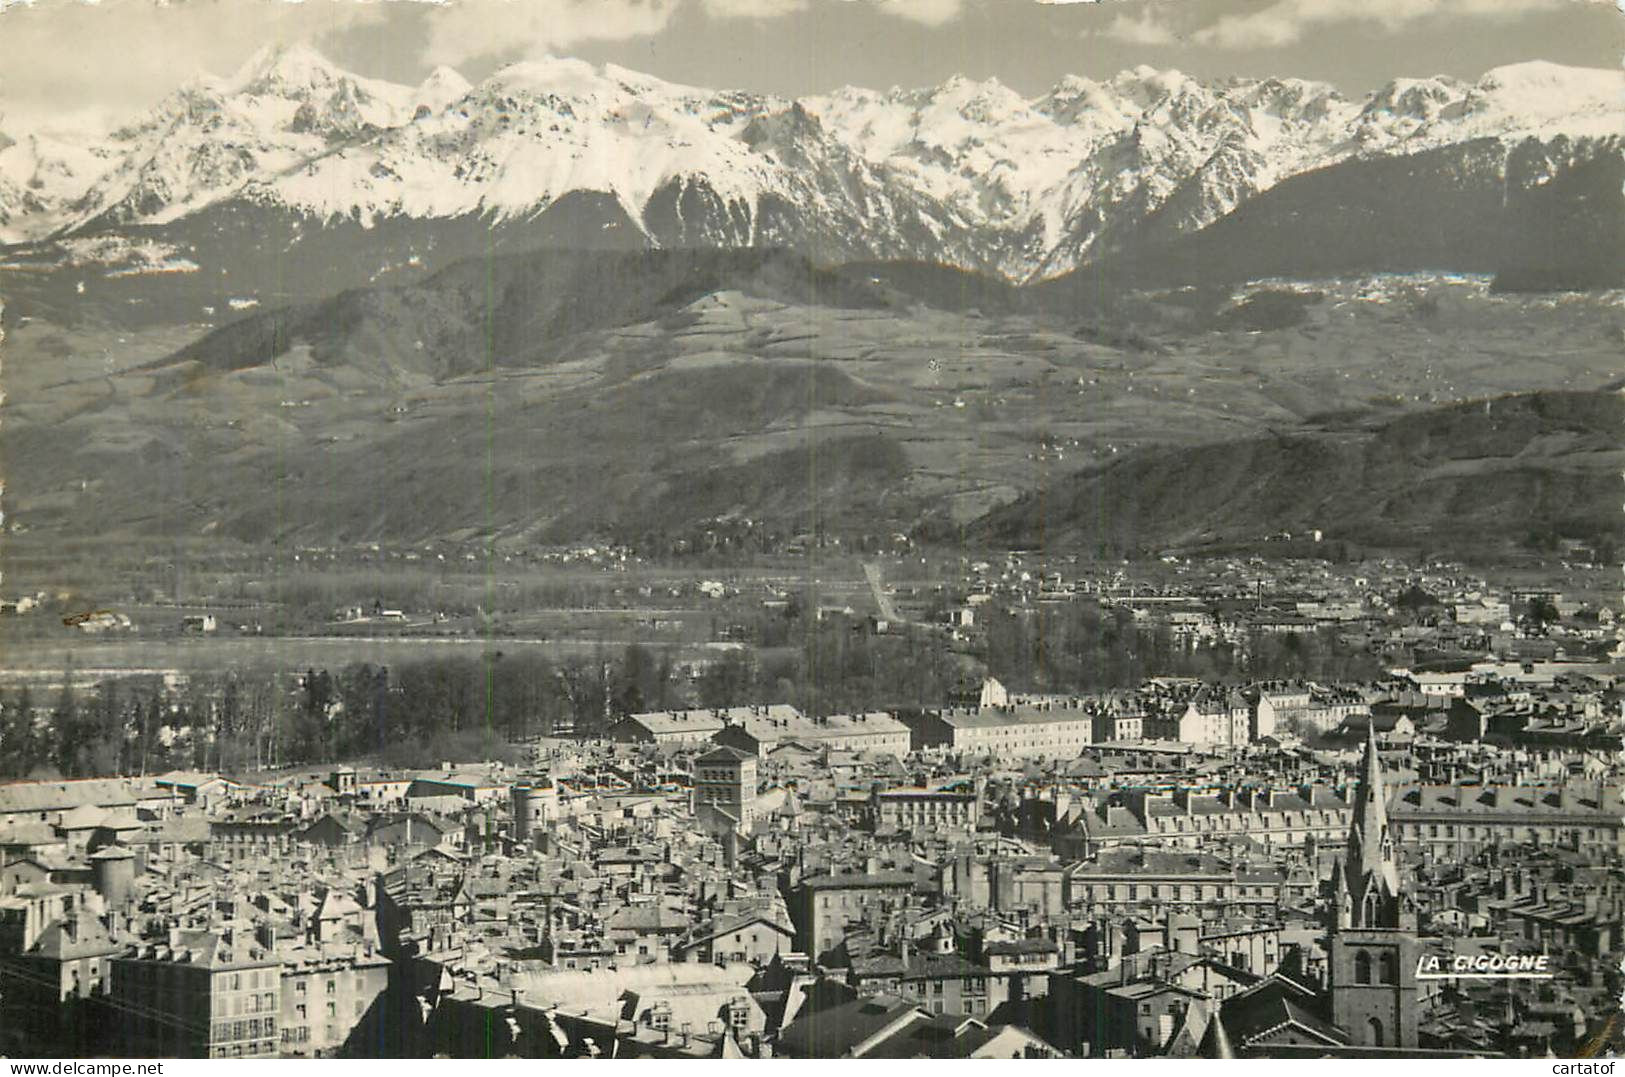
[230,42,347,95]
[1361,76,1466,120]
[3,53,1619,282]
[1108,65,1199,109]
[486,55,626,101]
[1478,59,1622,95]
[414,66,472,115]
[1475,60,1623,121]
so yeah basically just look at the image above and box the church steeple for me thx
[1340,723,1404,929]
[1327,722,1420,1049]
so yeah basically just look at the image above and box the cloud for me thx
[1191,0,1566,48]
[421,0,965,57]
[0,0,391,128]
[1092,6,1178,43]
[838,0,964,26]
[702,0,810,15]
[421,0,683,67]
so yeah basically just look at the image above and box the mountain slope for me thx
[5,237,1620,558]
[1040,132,1625,294]
[967,391,1625,558]
[157,247,896,379]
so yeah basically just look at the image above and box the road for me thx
[863,561,904,625]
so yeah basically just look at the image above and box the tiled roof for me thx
[622,705,803,737]
[984,939,1058,956]
[850,952,990,980]
[0,779,153,815]
[726,710,911,742]
[1221,978,1348,1047]
[801,871,920,891]
[30,919,122,960]
[777,994,921,1058]
[1071,849,1231,877]
[931,706,1094,730]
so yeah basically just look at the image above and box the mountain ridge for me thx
[963,390,1625,560]
[5,235,1619,561]
[2,48,1619,287]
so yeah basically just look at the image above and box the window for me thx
[326,979,337,994]
[1368,1017,1384,1047]
[1354,951,1373,985]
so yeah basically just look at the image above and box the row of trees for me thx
[0,601,1385,780]
[0,678,209,781]
[0,650,632,779]
[979,603,1383,693]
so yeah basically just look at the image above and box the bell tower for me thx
[1327,724,1419,1048]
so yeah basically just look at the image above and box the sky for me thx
[0,0,1619,131]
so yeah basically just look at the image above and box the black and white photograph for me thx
[0,0,1621,1061]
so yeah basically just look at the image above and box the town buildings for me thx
[0,655,1620,1060]
[902,703,1099,758]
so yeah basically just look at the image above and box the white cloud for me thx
[421,0,683,67]
[839,0,964,26]
[702,0,809,15]
[1093,6,1177,44]
[1192,0,1566,48]
[0,0,392,128]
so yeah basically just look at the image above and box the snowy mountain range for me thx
[1,44,1619,284]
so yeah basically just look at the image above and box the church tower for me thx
[693,745,757,852]
[1327,724,1420,1049]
